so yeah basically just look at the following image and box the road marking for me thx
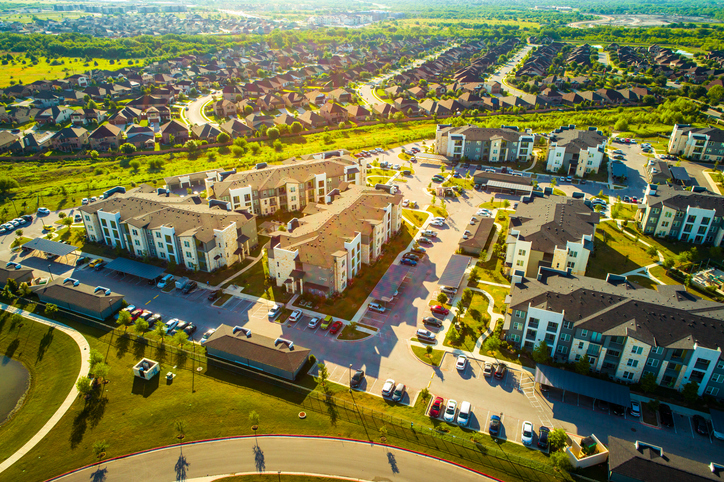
[688,416,695,439]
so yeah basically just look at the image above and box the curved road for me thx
[53,436,496,482]
[0,304,91,475]
[186,94,217,127]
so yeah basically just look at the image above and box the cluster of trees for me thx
[554,24,724,51]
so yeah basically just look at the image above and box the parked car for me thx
[521,421,534,446]
[37,207,50,215]
[440,286,457,295]
[82,198,89,205]
[659,404,674,427]
[164,318,180,333]
[308,317,321,329]
[392,383,406,402]
[494,363,507,379]
[483,362,493,378]
[416,329,436,343]
[157,274,174,288]
[400,258,417,266]
[76,256,88,266]
[130,309,144,320]
[629,401,641,418]
[422,316,442,327]
[538,427,550,449]
[147,313,162,327]
[611,404,626,417]
[94,261,106,271]
[88,258,102,269]
[693,415,709,436]
[368,303,386,313]
[350,369,365,388]
[183,323,197,336]
[457,401,471,427]
[443,399,457,422]
[417,236,432,244]
[181,280,197,294]
[430,220,445,227]
[200,328,216,344]
[489,414,502,436]
[329,320,343,335]
[456,354,467,370]
[288,310,302,322]
[208,289,222,301]
[321,316,334,330]
[595,399,610,412]
[74,214,82,223]
[381,378,396,397]
[267,304,282,319]
[411,246,426,254]
[402,253,419,261]
[429,396,444,418]
[430,305,449,315]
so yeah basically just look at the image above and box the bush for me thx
[436,293,448,304]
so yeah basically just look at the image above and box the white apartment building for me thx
[545,126,606,177]
[435,124,535,162]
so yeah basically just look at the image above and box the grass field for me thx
[443,292,491,351]
[217,476,348,482]
[0,56,139,88]
[402,208,429,228]
[586,222,658,280]
[0,310,81,465]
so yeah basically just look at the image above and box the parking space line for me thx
[688,416,695,439]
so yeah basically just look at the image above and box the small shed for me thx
[133,358,160,380]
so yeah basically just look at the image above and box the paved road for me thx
[54,436,495,482]
[186,94,216,127]
[487,44,535,96]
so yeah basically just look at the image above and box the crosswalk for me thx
[519,372,555,430]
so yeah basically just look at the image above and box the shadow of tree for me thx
[174,348,188,370]
[87,396,108,429]
[89,466,107,482]
[155,343,167,366]
[4,338,19,362]
[69,409,87,449]
[387,451,399,473]
[133,337,147,360]
[115,334,131,358]
[174,450,189,481]
[325,398,338,427]
[253,443,265,472]
[36,326,54,363]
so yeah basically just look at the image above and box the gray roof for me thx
[611,160,627,177]
[22,238,78,257]
[30,278,123,314]
[647,184,724,212]
[438,125,524,142]
[669,166,691,182]
[459,216,495,250]
[676,125,724,143]
[0,265,34,284]
[550,129,605,153]
[487,180,534,193]
[438,254,471,288]
[535,364,630,406]
[204,324,310,374]
[473,171,533,186]
[370,264,411,302]
[105,258,166,280]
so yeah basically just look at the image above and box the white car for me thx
[443,399,457,422]
[470,217,477,225]
[431,216,446,222]
[288,310,302,322]
[381,378,395,397]
[521,421,534,445]
[402,199,410,207]
[308,317,321,329]
[630,400,641,417]
[477,209,491,215]
[37,207,50,215]
[456,354,467,370]
[440,286,457,295]
[157,274,174,288]
[267,305,282,319]
[430,220,444,227]
[457,401,471,427]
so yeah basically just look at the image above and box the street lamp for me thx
[48,264,54,281]
[348,363,352,392]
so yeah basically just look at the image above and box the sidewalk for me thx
[0,303,91,475]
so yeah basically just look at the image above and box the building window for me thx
[569,251,578,257]
[578,342,584,350]
[653,346,664,355]
[563,321,573,330]
[718,360,724,370]
[186,251,192,258]
[622,371,634,380]
[687,215,696,223]
[184,241,190,248]
[514,310,525,318]
[646,359,659,368]
[702,217,711,225]
[518,249,526,256]
[516,260,524,267]
[134,240,140,246]
[155,232,161,238]
[528,318,539,328]
[512,322,523,331]
[626,359,639,368]
[710,374,724,383]
[158,242,163,248]
[664,211,672,218]
[132,229,138,235]
[705,387,719,396]
[581,329,588,337]
[560,333,571,342]
[546,322,557,333]
[557,346,568,354]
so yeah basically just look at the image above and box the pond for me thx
[0,357,30,423]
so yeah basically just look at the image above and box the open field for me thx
[0,56,138,88]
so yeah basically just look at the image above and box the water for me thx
[0,357,30,423]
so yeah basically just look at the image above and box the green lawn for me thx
[0,56,139,88]
[337,324,373,341]
[622,225,708,265]
[426,205,448,219]
[223,252,291,303]
[611,203,638,220]
[627,275,658,290]
[367,175,392,185]
[0,311,81,464]
[402,209,429,228]
[586,222,658,280]
[479,200,511,210]
[481,285,510,314]
[443,177,474,190]
[443,292,491,351]
[218,476,349,482]
[411,345,444,366]
[472,255,509,286]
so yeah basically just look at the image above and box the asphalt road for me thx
[186,94,216,127]
[55,436,495,482]
[487,44,536,96]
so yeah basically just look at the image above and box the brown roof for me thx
[31,278,123,313]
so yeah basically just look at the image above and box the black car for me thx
[76,256,88,266]
[611,404,626,417]
[693,415,709,436]
[595,399,610,412]
[350,369,365,388]
[489,415,502,436]
[402,253,419,261]
[182,281,197,294]
[422,316,443,327]
[93,261,105,271]
[208,289,222,301]
[21,215,32,222]
[183,323,197,337]
[659,404,674,427]
[538,426,550,449]
[173,320,189,335]
[494,363,507,380]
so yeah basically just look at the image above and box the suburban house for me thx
[220,118,254,138]
[297,110,326,129]
[205,157,365,216]
[506,196,599,277]
[214,99,237,118]
[328,88,353,103]
[191,123,222,141]
[458,216,495,256]
[124,124,155,150]
[51,127,89,151]
[35,106,73,125]
[0,265,34,287]
[435,124,535,162]
[319,102,348,123]
[89,123,123,151]
[79,184,258,272]
[268,183,403,298]
[505,269,724,399]
[159,119,189,144]
[346,104,371,122]
[645,159,672,184]
[545,126,607,177]
[668,124,724,161]
[30,278,124,320]
[637,184,724,246]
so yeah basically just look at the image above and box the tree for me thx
[646,245,657,258]
[455,300,465,317]
[119,143,136,155]
[93,362,110,384]
[249,410,260,429]
[266,127,280,140]
[532,340,552,364]
[483,334,501,352]
[708,85,724,104]
[116,310,133,332]
[551,451,572,473]
[184,139,199,152]
[216,132,230,143]
[134,318,149,336]
[154,323,167,342]
[89,349,104,368]
[318,362,329,386]
[44,303,58,319]
[291,121,303,134]
[92,440,109,461]
[0,176,20,193]
[76,377,92,397]
[549,428,568,452]
[437,292,448,304]
[174,420,188,440]
[128,160,141,171]
[425,345,433,358]
[172,330,189,347]
[662,257,675,270]
[469,267,480,285]
[681,381,699,403]
[17,281,31,297]
[575,354,590,375]
[641,372,657,394]
[462,288,473,304]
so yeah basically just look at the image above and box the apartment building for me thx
[505,269,724,399]
[506,196,599,277]
[434,124,535,162]
[79,185,258,272]
[637,184,724,246]
[205,157,364,217]
[268,184,402,298]
[668,124,724,161]
[545,126,607,177]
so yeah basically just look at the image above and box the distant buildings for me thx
[435,125,535,162]
[545,126,607,177]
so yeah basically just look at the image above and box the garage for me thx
[535,364,631,408]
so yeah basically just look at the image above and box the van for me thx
[157,274,174,289]
[368,302,386,313]
[457,401,472,427]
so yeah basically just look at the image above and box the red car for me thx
[429,396,444,418]
[130,309,144,320]
[329,320,343,335]
[431,305,449,315]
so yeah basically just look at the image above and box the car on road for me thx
[350,369,365,388]
[267,305,282,319]
[329,320,343,335]
[400,258,417,266]
[432,175,444,183]
[611,404,626,417]
[321,316,333,330]
[88,258,102,268]
[147,313,162,326]
[37,207,50,215]
[164,318,180,333]
[392,383,406,402]
[629,401,641,418]
[538,427,550,449]
[184,323,197,336]
[440,286,457,296]
[411,246,426,254]
[489,415,501,436]
[402,253,419,261]
[157,274,174,288]
[181,280,197,294]
[430,219,444,227]
[416,329,436,343]
[368,302,386,313]
[566,176,573,183]
[494,363,507,379]
[381,379,396,397]
[200,328,216,344]
[456,354,467,371]
[623,196,631,203]
[288,310,302,322]
[422,316,442,327]
[417,236,432,244]
[76,256,88,266]
[693,415,709,436]
[422,230,437,237]
[308,317,321,329]
[208,289,222,301]
[94,261,106,271]
[521,421,534,446]
[483,362,493,377]
[430,305,449,315]
[659,404,674,427]
[429,396,444,418]
[443,399,457,422]
[457,401,471,427]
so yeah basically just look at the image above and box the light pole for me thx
[348,363,352,393]
[47,264,53,281]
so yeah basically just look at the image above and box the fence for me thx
[5,295,564,482]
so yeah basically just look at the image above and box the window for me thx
[702,217,711,225]
[557,346,569,354]
[158,242,163,248]
[718,360,724,370]
[155,232,161,238]
[514,310,525,318]
[566,261,575,269]
[705,387,719,396]
[101,218,107,227]
[631,346,643,355]
[512,322,523,331]
[132,229,138,235]
[607,349,621,358]
[664,211,672,218]
[626,359,639,368]
[578,342,585,350]
[622,371,634,380]
[646,359,659,368]
[560,333,571,342]
[574,354,581,361]
[683,224,692,233]
[653,346,664,355]
[516,260,524,267]
[710,374,724,384]
[563,321,573,330]
[508,334,521,343]
[547,322,558,333]
[581,329,588,337]
[184,241,190,248]
[134,240,140,246]
[687,215,696,223]
[661,221,669,227]
[528,318,539,328]
[518,249,526,256]
[568,251,578,257]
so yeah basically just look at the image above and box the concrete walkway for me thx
[0,303,91,475]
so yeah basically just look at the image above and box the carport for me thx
[21,238,78,263]
[485,180,533,196]
[370,264,411,302]
[611,160,627,180]
[670,166,692,186]
[534,364,631,407]
[438,254,471,289]
[105,257,167,280]
[710,408,724,441]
